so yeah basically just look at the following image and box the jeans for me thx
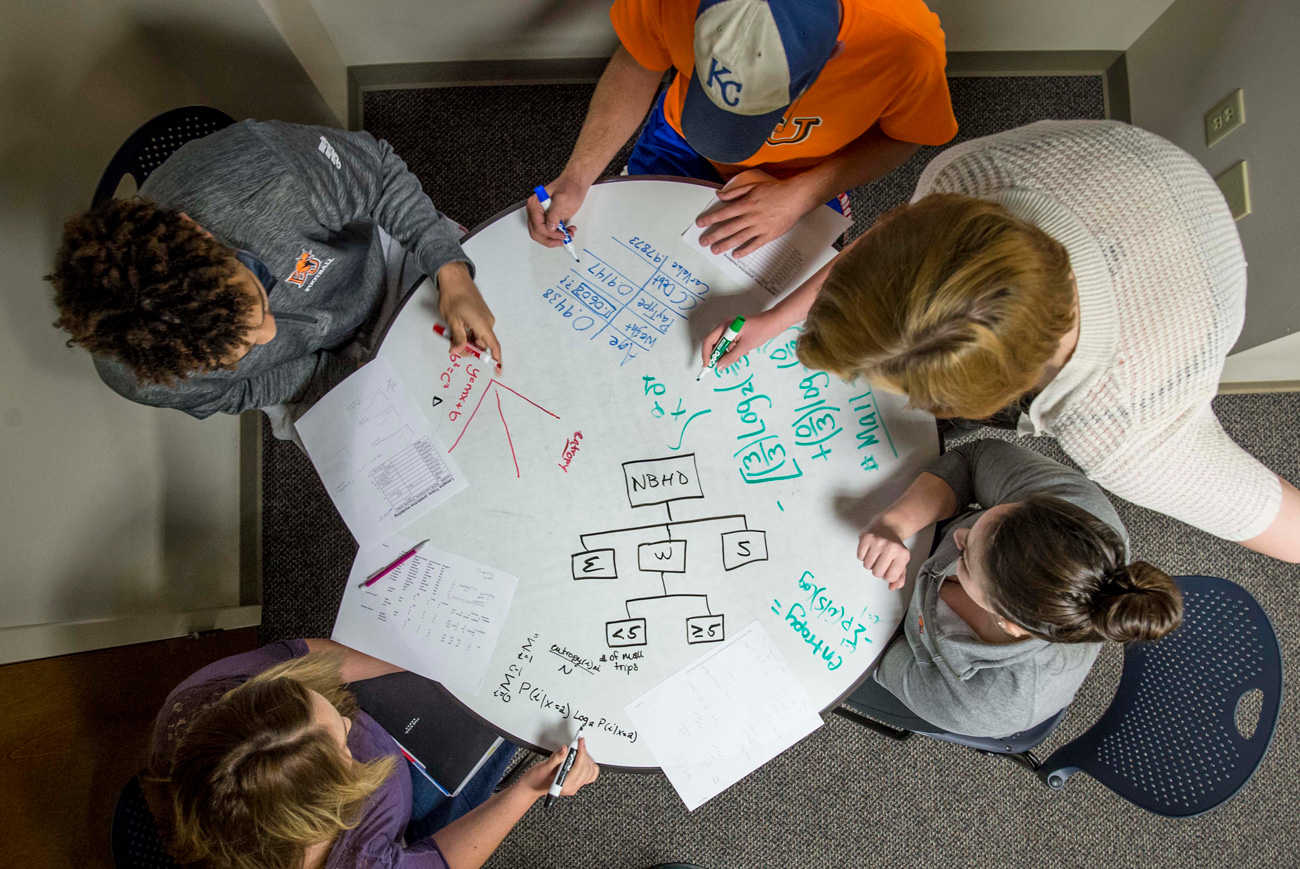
[627,92,848,216]
[404,741,517,844]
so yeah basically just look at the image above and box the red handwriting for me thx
[557,431,584,473]
[438,353,467,389]
[447,364,481,422]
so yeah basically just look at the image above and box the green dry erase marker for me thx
[697,316,746,380]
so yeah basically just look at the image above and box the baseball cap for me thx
[680,0,840,164]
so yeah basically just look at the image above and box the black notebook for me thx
[350,672,505,797]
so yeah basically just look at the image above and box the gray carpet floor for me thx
[259,76,1300,868]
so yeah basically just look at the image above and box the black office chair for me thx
[836,678,1068,772]
[110,775,179,869]
[1037,575,1282,817]
[839,575,1282,817]
[92,106,235,207]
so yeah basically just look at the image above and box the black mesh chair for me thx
[92,106,235,207]
[836,677,1069,772]
[1038,575,1282,817]
[110,775,179,869]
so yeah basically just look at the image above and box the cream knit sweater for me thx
[913,120,1281,542]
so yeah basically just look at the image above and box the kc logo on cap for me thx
[681,0,839,163]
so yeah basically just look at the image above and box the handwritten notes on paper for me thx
[332,537,518,695]
[681,198,851,296]
[297,355,466,549]
[625,621,823,810]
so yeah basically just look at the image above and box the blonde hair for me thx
[797,193,1076,419]
[164,651,395,869]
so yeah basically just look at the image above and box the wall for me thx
[310,0,1177,67]
[1127,0,1299,357]
[0,0,337,662]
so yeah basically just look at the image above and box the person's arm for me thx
[526,45,665,247]
[1241,478,1300,562]
[1085,407,1300,562]
[303,638,404,683]
[859,440,1121,589]
[430,740,599,869]
[696,126,920,256]
[149,349,355,419]
[698,230,862,369]
[857,472,958,590]
[255,122,499,360]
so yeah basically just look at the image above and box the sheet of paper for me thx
[624,621,823,810]
[332,537,519,695]
[296,354,466,550]
[681,198,851,296]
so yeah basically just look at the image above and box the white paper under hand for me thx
[681,198,851,297]
[296,354,466,550]
[332,539,519,695]
[625,621,823,810]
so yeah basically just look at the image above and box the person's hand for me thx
[526,173,588,248]
[857,518,912,591]
[699,309,785,371]
[436,261,503,367]
[517,737,600,800]
[696,168,819,257]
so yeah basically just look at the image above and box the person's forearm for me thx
[874,473,959,539]
[1242,476,1300,563]
[303,639,404,682]
[785,124,920,209]
[431,783,538,869]
[561,45,664,185]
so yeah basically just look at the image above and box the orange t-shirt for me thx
[610,0,958,179]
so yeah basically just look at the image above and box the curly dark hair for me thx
[47,198,255,385]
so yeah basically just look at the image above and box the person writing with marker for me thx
[527,0,957,259]
[142,638,599,869]
[48,121,503,442]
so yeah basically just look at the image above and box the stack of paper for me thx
[625,621,824,810]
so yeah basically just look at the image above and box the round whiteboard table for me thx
[375,178,937,770]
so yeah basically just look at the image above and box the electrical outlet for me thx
[1205,88,1246,147]
[1216,161,1251,221]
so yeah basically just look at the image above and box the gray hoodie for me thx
[874,440,1123,738]
[93,120,471,418]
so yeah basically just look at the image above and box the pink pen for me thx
[432,323,499,369]
[359,539,429,588]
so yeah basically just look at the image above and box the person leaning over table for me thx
[701,120,1300,562]
[47,120,502,442]
[526,0,957,258]
[851,439,1183,738]
[142,638,599,869]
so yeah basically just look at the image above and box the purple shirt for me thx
[148,640,449,868]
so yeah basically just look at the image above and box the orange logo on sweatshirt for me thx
[285,250,321,287]
[918,614,925,635]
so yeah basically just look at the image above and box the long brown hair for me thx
[982,496,1183,644]
[797,193,1076,419]
[165,651,395,869]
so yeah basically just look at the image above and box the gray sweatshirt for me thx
[874,440,1123,738]
[94,120,471,417]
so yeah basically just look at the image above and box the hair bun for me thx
[1089,561,1183,643]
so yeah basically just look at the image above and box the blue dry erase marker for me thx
[697,316,746,380]
[534,185,581,263]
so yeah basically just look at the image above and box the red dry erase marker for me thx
[432,323,499,369]
[359,539,429,588]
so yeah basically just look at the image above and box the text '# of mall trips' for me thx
[491,633,638,744]
[772,570,882,671]
[536,234,709,367]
